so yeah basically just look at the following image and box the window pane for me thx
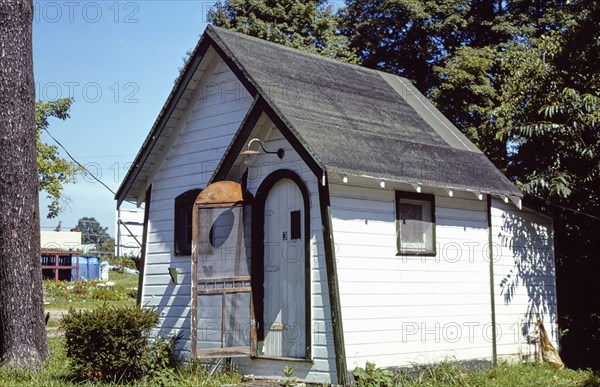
[397,194,434,254]
[399,203,423,243]
[290,210,301,240]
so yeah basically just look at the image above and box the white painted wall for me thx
[331,188,558,370]
[490,199,559,361]
[141,53,253,358]
[140,49,337,383]
[331,187,493,369]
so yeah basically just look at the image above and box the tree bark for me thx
[0,0,49,367]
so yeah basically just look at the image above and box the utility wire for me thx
[42,128,137,206]
[45,129,600,223]
[529,193,600,221]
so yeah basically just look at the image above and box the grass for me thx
[357,360,600,387]
[0,338,241,386]
[33,271,600,386]
[1,347,598,387]
[43,271,138,310]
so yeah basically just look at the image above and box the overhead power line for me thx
[42,128,136,205]
[530,194,600,221]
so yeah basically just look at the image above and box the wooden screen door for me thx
[261,178,306,358]
[191,181,255,359]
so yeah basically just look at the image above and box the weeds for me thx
[282,365,298,386]
[354,360,600,387]
[43,271,137,309]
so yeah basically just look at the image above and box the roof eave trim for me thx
[329,170,523,198]
[210,95,325,184]
[209,95,265,183]
[206,25,326,175]
[115,33,214,207]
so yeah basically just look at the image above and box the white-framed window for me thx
[396,191,435,255]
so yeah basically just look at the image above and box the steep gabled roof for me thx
[116,25,521,205]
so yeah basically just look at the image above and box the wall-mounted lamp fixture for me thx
[240,138,285,159]
[342,175,348,183]
[379,180,386,188]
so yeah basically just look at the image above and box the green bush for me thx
[61,305,176,383]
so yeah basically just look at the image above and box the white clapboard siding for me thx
[331,185,493,368]
[231,125,337,384]
[141,55,253,354]
[490,198,559,360]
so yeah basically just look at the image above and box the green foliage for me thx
[342,0,471,91]
[432,45,504,166]
[428,2,599,210]
[107,256,138,270]
[396,360,469,386]
[60,305,174,383]
[351,360,600,386]
[341,1,598,209]
[90,286,127,301]
[95,237,115,256]
[513,88,600,199]
[555,0,600,92]
[43,274,137,309]
[208,0,358,63]
[36,98,81,218]
[282,365,297,386]
[0,337,242,386]
[77,217,110,246]
[353,362,394,386]
[1,343,598,386]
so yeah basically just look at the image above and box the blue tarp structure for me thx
[72,256,100,281]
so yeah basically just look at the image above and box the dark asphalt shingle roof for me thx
[207,26,520,196]
[116,25,521,203]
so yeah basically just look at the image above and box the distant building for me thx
[40,231,82,281]
[40,230,81,251]
[115,208,144,258]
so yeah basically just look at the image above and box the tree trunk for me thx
[0,0,49,368]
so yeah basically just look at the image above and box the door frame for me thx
[252,169,311,360]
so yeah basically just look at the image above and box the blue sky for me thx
[34,1,211,235]
[34,0,347,236]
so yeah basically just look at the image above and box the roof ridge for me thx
[207,25,328,169]
[119,25,521,203]
[208,25,388,78]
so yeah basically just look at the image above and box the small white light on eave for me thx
[342,175,348,183]
[508,196,523,210]
[410,184,422,193]
[379,180,385,188]
[445,188,454,197]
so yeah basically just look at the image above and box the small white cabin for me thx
[116,26,558,385]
